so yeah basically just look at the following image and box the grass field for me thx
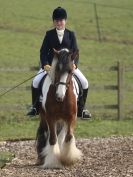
[0,0,133,140]
[0,119,133,141]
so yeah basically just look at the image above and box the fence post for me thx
[93,3,102,42]
[117,61,124,120]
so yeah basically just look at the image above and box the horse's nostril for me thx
[56,97,60,102]
[56,96,63,102]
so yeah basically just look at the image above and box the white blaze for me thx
[56,72,68,100]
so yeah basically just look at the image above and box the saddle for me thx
[38,74,47,102]
[72,74,83,100]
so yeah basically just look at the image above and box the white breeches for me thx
[32,68,89,89]
[73,68,89,89]
[32,69,46,88]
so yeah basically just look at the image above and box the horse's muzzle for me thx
[56,94,64,102]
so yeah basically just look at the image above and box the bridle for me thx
[55,81,70,89]
[54,72,73,89]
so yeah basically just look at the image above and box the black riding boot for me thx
[27,86,40,117]
[77,88,91,119]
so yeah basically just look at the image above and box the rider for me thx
[27,7,91,119]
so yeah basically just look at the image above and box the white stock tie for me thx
[56,29,65,44]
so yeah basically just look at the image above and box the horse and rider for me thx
[27,7,91,119]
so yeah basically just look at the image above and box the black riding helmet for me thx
[52,7,67,20]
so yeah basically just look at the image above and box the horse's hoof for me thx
[40,165,63,169]
[36,158,44,166]
[40,162,63,169]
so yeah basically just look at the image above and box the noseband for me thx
[54,70,73,90]
[55,81,70,89]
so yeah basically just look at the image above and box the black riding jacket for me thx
[40,28,79,68]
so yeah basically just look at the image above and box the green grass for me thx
[0,0,133,139]
[0,119,38,141]
[0,152,15,169]
[0,119,133,141]
[76,119,133,138]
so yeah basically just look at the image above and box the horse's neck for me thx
[67,73,72,84]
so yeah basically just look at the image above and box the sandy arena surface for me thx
[0,137,133,177]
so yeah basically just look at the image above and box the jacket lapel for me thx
[53,28,60,45]
[62,29,67,44]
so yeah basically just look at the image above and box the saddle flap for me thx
[72,74,83,99]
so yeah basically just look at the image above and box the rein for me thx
[0,70,44,98]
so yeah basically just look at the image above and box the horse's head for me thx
[54,48,73,74]
[52,48,78,102]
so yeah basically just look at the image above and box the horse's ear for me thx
[71,50,79,61]
[53,48,59,58]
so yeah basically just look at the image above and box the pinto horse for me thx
[36,48,82,169]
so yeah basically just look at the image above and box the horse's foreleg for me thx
[36,125,45,165]
[60,116,82,166]
[36,108,48,165]
[41,117,62,169]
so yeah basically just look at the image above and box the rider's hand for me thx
[73,64,77,70]
[44,65,51,71]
